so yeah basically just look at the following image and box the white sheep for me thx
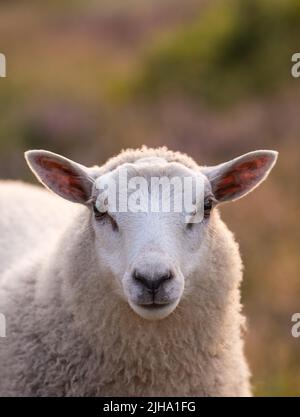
[0,146,278,396]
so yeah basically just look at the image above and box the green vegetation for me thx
[128,0,300,106]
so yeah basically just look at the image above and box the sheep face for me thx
[25,149,278,321]
[91,160,212,320]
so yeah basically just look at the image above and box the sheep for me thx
[0,146,278,396]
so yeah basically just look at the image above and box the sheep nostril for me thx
[133,271,152,290]
[153,272,173,291]
[162,270,173,281]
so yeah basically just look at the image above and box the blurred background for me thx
[0,0,299,396]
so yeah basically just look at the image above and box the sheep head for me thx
[25,148,278,321]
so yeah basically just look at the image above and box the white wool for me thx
[0,147,276,396]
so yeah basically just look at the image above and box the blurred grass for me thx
[124,0,300,106]
[0,0,299,396]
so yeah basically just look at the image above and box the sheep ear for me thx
[25,150,93,204]
[203,150,278,203]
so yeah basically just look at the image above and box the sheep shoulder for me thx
[0,181,75,277]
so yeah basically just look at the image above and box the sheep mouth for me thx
[136,300,176,310]
[138,302,171,310]
[129,298,180,320]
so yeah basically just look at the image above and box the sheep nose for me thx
[133,269,173,292]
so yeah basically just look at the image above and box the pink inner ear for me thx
[37,156,87,200]
[215,155,269,200]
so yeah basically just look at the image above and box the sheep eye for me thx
[93,205,119,231]
[186,196,214,230]
[93,204,107,220]
[186,221,195,231]
[204,197,213,218]
[185,209,197,230]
